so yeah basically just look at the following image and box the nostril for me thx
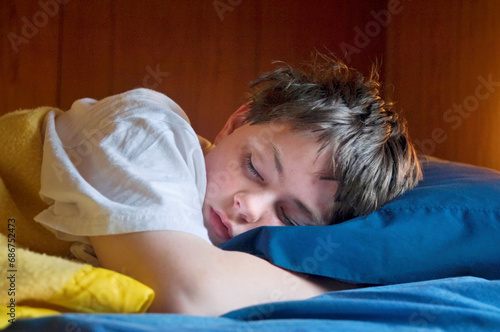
[233,193,242,209]
[234,193,258,223]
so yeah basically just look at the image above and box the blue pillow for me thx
[221,157,500,284]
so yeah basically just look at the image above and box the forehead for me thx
[245,122,328,167]
[244,123,337,223]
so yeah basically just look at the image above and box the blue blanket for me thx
[7,276,500,331]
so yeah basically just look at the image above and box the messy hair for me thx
[244,52,422,224]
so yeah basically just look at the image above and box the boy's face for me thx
[203,119,338,246]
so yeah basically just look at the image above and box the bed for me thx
[1,109,500,331]
[6,276,500,331]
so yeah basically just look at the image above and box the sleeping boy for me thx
[35,53,421,315]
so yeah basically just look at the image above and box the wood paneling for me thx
[59,0,114,107]
[106,0,386,139]
[1,1,61,111]
[1,0,385,141]
[386,0,500,170]
[2,1,498,169]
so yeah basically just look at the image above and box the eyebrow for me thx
[270,141,322,225]
[271,142,284,176]
[319,174,338,181]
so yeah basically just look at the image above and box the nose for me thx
[233,191,274,224]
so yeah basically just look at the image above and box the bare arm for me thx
[90,231,354,316]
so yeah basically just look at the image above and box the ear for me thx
[214,104,250,144]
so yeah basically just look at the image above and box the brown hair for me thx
[244,52,422,223]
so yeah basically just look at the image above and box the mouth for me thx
[208,207,232,241]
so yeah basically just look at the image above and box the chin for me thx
[204,224,223,247]
[209,235,224,247]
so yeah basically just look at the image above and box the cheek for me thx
[205,157,243,202]
[205,142,242,175]
[314,180,338,214]
[293,177,337,214]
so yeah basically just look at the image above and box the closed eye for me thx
[283,211,297,226]
[280,207,298,226]
[245,153,264,181]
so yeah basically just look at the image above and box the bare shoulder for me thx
[90,231,356,316]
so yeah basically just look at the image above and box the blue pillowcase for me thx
[221,157,500,284]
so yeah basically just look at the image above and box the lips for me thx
[209,207,232,241]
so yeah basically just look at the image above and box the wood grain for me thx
[8,1,498,171]
[1,0,384,141]
[59,0,114,107]
[386,0,500,170]
[1,1,61,111]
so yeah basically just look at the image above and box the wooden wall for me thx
[2,0,499,170]
[1,0,385,141]
[386,0,500,170]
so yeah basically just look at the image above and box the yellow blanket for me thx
[0,108,154,328]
